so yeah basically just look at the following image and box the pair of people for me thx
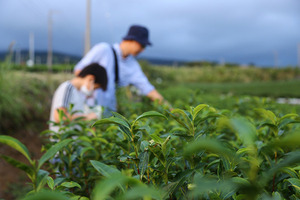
[50,25,165,131]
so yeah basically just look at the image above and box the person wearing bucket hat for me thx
[123,25,152,47]
[74,25,167,115]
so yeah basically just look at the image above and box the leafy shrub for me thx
[1,100,300,199]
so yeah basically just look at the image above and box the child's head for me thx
[77,63,108,91]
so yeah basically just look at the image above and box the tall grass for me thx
[141,62,300,83]
[1,61,300,134]
[0,49,24,132]
[0,58,72,133]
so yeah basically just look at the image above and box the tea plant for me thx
[0,135,72,193]
[1,98,300,199]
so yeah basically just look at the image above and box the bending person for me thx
[74,25,165,114]
[50,63,108,132]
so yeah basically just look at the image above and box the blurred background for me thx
[1,1,300,199]
[1,0,300,67]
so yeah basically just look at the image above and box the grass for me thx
[141,63,300,83]
[0,70,73,133]
[157,81,300,114]
[1,65,300,134]
[157,79,300,98]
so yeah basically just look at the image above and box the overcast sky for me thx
[1,0,300,66]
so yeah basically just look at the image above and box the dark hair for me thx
[78,63,108,91]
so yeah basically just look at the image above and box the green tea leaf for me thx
[293,166,300,171]
[92,117,130,130]
[194,113,221,126]
[0,155,33,176]
[255,108,277,124]
[207,158,221,168]
[36,170,50,192]
[38,139,72,169]
[162,181,182,199]
[0,135,33,164]
[148,145,166,167]
[77,136,92,143]
[162,136,171,156]
[237,147,254,155]
[163,170,193,199]
[231,177,251,187]
[54,177,65,187]
[278,118,299,129]
[286,178,300,192]
[75,197,89,200]
[279,113,298,121]
[221,156,232,171]
[192,104,209,120]
[260,122,278,129]
[92,137,109,144]
[167,110,191,132]
[132,111,167,128]
[92,173,141,200]
[140,140,150,151]
[22,190,69,200]
[47,176,54,190]
[119,125,132,140]
[268,131,300,150]
[90,160,121,177]
[230,118,257,148]
[280,167,299,179]
[171,108,192,123]
[149,134,164,144]
[119,185,163,200]
[261,151,300,185]
[184,138,235,160]
[61,181,81,189]
[191,175,237,198]
[80,147,96,157]
[271,192,284,200]
[139,151,149,179]
[111,111,131,127]
[58,109,66,124]
[166,157,176,173]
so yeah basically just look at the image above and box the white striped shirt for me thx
[49,81,85,132]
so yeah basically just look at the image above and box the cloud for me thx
[1,0,299,66]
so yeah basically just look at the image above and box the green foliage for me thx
[0,135,73,194]
[21,100,300,199]
[1,64,300,199]
[21,190,69,200]
[2,66,300,135]
[0,70,69,133]
[8,64,74,73]
[1,99,300,199]
[140,63,300,84]
[0,135,33,164]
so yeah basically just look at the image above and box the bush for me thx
[1,99,300,199]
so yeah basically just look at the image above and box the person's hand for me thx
[147,89,164,103]
[163,100,173,110]
[85,112,98,120]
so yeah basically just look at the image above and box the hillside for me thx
[0,50,192,66]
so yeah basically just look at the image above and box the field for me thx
[0,63,300,199]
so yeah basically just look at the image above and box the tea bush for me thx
[1,97,300,200]
[140,62,300,84]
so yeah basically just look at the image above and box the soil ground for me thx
[0,126,46,200]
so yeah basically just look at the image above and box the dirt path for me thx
[0,128,45,200]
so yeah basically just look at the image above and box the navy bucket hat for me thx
[123,25,152,46]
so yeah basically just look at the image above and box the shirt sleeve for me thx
[52,82,73,110]
[127,60,155,95]
[74,43,110,71]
